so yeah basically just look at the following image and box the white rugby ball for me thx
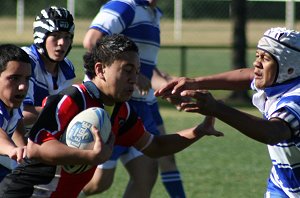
[62,107,111,174]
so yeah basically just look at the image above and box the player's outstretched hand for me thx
[195,116,223,137]
[154,77,198,98]
[179,89,219,116]
[91,126,114,165]
[165,94,191,111]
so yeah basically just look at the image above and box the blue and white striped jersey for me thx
[0,101,22,138]
[89,0,162,80]
[22,45,76,106]
[0,101,23,173]
[252,77,300,197]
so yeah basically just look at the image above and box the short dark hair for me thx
[0,44,31,73]
[84,34,139,79]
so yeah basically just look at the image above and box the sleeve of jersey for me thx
[29,95,81,144]
[22,48,36,106]
[270,101,300,138]
[23,77,35,106]
[90,0,135,35]
[114,105,146,147]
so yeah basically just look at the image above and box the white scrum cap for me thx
[257,27,300,84]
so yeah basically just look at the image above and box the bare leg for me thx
[123,155,158,198]
[82,167,116,195]
[157,124,186,198]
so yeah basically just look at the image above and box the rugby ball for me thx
[62,107,111,174]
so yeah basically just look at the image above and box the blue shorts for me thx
[148,101,163,126]
[265,178,289,198]
[98,146,143,169]
[128,99,160,136]
[104,100,160,163]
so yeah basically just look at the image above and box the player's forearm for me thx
[0,136,16,156]
[213,101,290,144]
[12,120,27,146]
[27,140,97,165]
[22,105,42,125]
[194,68,254,90]
[142,126,203,158]
[151,67,172,90]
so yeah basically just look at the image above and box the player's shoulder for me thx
[113,102,138,124]
[59,58,76,80]
[21,45,39,67]
[62,58,75,69]
[105,0,137,10]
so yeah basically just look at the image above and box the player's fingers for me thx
[202,116,215,128]
[181,89,207,98]
[15,148,24,163]
[91,125,102,143]
[180,102,198,109]
[214,131,224,137]
[22,146,27,159]
[171,81,186,94]
[155,81,178,96]
[181,106,201,113]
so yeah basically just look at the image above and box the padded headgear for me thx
[33,6,74,55]
[257,27,300,84]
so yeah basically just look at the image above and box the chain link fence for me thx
[1,0,299,47]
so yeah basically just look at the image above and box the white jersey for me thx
[89,0,162,101]
[252,77,300,197]
[22,45,76,106]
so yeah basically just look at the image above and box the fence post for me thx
[286,0,295,29]
[16,0,24,34]
[180,46,187,76]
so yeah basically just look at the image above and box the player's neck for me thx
[41,54,59,77]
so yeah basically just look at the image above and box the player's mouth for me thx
[54,49,66,57]
[254,70,262,79]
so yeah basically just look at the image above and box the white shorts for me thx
[97,147,143,169]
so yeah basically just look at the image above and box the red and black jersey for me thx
[29,81,146,146]
[0,82,149,197]
[26,81,147,198]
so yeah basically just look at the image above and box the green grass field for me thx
[66,48,271,198]
[86,107,270,198]
[0,17,273,197]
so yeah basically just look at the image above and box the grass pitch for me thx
[0,17,274,197]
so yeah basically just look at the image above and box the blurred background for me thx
[1,0,299,102]
[1,0,299,46]
[1,1,298,197]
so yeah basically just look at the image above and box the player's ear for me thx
[95,62,105,79]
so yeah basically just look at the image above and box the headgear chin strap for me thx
[257,27,300,84]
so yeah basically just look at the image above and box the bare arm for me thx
[83,29,105,51]
[0,127,26,163]
[151,67,173,90]
[12,120,27,146]
[155,68,254,97]
[179,90,291,145]
[135,116,223,158]
[26,126,114,165]
[22,105,43,126]
[0,128,17,156]
[193,68,254,90]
